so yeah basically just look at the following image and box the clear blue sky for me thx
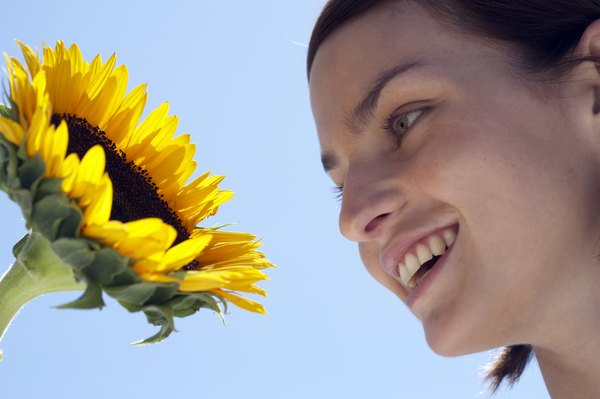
[0,1,548,398]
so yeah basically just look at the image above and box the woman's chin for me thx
[422,321,501,357]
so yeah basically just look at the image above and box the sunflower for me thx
[0,41,273,344]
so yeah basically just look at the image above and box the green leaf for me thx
[56,281,105,310]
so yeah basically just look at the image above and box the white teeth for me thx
[428,235,445,256]
[442,229,456,247]
[398,263,411,286]
[416,244,433,265]
[396,227,457,289]
[404,253,420,276]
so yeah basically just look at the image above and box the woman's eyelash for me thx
[381,108,426,146]
[332,185,344,202]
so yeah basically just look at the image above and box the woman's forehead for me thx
[310,4,428,78]
[309,3,467,103]
[309,4,464,130]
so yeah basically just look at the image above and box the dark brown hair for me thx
[307,0,600,392]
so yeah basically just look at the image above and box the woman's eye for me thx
[383,108,425,146]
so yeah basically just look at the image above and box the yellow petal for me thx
[0,116,24,146]
[82,173,113,227]
[157,235,212,272]
[70,145,106,199]
[47,120,69,177]
[26,105,50,158]
[212,289,266,314]
[114,219,177,258]
[15,40,41,78]
[84,220,128,244]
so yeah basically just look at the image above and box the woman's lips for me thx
[406,239,456,308]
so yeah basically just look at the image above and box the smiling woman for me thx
[308,1,600,398]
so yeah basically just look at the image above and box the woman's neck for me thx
[536,342,600,399]
[532,265,600,399]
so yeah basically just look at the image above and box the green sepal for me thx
[12,234,29,258]
[32,194,83,240]
[2,145,47,224]
[0,231,83,354]
[10,232,82,290]
[104,282,178,309]
[168,292,225,320]
[8,189,34,225]
[196,222,236,231]
[0,97,19,121]
[52,238,96,271]
[0,104,12,119]
[35,177,63,199]
[14,231,49,273]
[0,137,33,223]
[132,292,227,344]
[79,247,137,286]
[56,281,105,309]
[132,305,175,345]
[0,135,18,188]
[144,282,181,304]
[17,153,45,192]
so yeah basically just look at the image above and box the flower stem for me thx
[0,232,84,355]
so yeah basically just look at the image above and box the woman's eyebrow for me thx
[321,152,337,173]
[346,60,425,135]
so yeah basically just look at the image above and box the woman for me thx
[307,1,600,397]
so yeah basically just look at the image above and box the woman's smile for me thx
[380,223,459,311]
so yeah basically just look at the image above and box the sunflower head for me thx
[0,41,273,344]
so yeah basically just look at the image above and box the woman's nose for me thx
[338,169,405,243]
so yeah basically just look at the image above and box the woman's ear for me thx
[589,26,600,77]
[578,19,600,68]
[575,20,600,115]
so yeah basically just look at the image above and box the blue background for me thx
[0,1,547,398]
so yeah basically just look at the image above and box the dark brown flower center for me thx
[51,114,191,248]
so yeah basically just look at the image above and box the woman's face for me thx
[310,2,600,355]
